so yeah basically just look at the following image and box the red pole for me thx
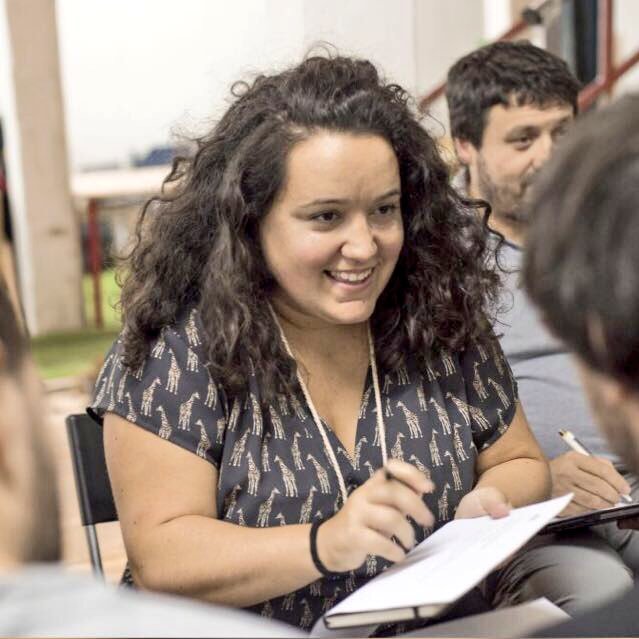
[598,0,614,96]
[87,197,103,328]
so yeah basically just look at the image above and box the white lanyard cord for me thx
[271,311,388,505]
[368,323,389,465]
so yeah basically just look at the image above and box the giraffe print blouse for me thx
[89,308,518,630]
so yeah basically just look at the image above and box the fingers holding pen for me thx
[317,460,435,572]
[371,460,435,528]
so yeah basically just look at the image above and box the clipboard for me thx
[539,502,639,534]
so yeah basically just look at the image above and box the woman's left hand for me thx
[454,486,511,519]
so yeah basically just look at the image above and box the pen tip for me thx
[558,429,566,436]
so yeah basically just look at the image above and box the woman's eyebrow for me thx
[299,188,401,210]
[299,198,348,209]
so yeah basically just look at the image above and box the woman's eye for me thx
[312,211,339,223]
[377,204,398,216]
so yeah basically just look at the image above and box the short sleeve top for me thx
[89,308,518,630]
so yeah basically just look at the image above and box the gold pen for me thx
[558,429,633,503]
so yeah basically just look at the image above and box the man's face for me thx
[577,362,639,474]
[0,357,61,564]
[460,99,574,225]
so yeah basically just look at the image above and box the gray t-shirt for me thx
[0,565,302,637]
[495,240,617,461]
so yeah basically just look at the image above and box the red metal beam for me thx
[579,47,639,110]
[598,0,614,95]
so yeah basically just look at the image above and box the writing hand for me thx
[550,451,631,516]
[316,459,434,573]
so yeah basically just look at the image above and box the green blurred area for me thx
[31,270,121,380]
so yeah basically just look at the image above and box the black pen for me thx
[384,468,419,491]
[384,468,424,554]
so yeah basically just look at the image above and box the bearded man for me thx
[445,40,639,613]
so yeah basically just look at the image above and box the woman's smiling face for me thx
[260,131,404,327]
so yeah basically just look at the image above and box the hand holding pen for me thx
[558,430,633,505]
[315,460,434,573]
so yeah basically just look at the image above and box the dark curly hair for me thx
[119,54,500,401]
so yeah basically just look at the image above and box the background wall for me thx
[0,0,638,335]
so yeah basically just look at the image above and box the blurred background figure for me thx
[524,92,639,638]
[0,276,301,637]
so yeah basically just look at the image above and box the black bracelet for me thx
[310,519,349,579]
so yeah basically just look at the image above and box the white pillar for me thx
[1,0,83,335]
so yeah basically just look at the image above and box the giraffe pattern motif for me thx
[215,417,226,444]
[141,377,162,416]
[429,397,452,435]
[307,454,331,494]
[178,391,200,430]
[196,419,210,459]
[446,391,471,427]
[185,347,199,373]
[487,377,511,410]
[261,432,272,472]
[250,393,263,437]
[116,370,129,404]
[291,432,305,470]
[166,349,181,395]
[438,482,452,520]
[274,455,298,497]
[298,486,317,524]
[90,309,517,631]
[444,451,463,491]
[441,352,455,375]
[257,487,280,527]
[156,405,171,440]
[269,405,286,440]
[185,309,201,347]
[397,401,423,438]
[359,386,372,419]
[452,423,469,462]
[204,374,218,409]
[246,451,261,496]
[150,332,166,359]
[473,361,489,401]
[391,432,405,461]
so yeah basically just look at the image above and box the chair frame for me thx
[65,413,118,577]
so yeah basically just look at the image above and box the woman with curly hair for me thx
[89,54,549,631]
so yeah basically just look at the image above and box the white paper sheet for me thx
[325,494,573,618]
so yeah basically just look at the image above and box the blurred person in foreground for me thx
[524,93,639,637]
[0,278,299,637]
[446,39,637,612]
[90,52,551,634]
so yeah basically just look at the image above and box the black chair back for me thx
[66,413,118,575]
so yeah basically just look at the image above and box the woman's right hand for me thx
[316,459,435,573]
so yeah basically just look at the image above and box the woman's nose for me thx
[341,217,378,261]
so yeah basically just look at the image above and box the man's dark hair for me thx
[446,40,581,147]
[523,94,639,389]
[0,278,27,372]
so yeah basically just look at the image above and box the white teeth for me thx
[329,268,373,283]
